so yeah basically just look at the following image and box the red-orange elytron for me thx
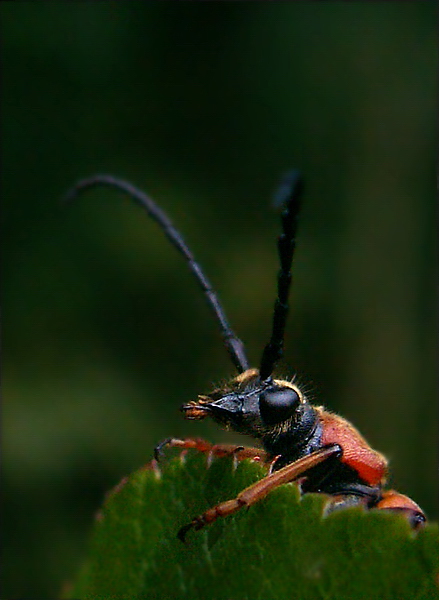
[67,171,425,541]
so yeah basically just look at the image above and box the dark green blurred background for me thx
[3,3,437,597]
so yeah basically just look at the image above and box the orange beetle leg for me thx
[178,444,341,542]
[154,437,268,464]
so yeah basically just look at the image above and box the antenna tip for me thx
[61,184,80,205]
[60,174,111,206]
[272,169,303,210]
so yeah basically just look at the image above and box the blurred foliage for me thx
[68,454,439,600]
[2,3,436,597]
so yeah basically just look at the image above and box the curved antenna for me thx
[64,174,250,373]
[259,170,303,380]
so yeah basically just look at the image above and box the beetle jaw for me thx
[181,392,245,426]
[181,396,212,421]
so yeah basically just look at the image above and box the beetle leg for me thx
[322,484,381,517]
[267,455,282,475]
[178,444,342,542]
[154,437,268,464]
[154,437,211,460]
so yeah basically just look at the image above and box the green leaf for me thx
[66,453,439,600]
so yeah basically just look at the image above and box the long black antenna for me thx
[64,174,250,373]
[259,170,303,380]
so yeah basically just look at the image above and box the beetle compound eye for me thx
[259,388,300,425]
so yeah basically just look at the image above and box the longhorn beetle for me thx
[66,171,426,542]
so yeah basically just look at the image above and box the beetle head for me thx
[181,368,305,438]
